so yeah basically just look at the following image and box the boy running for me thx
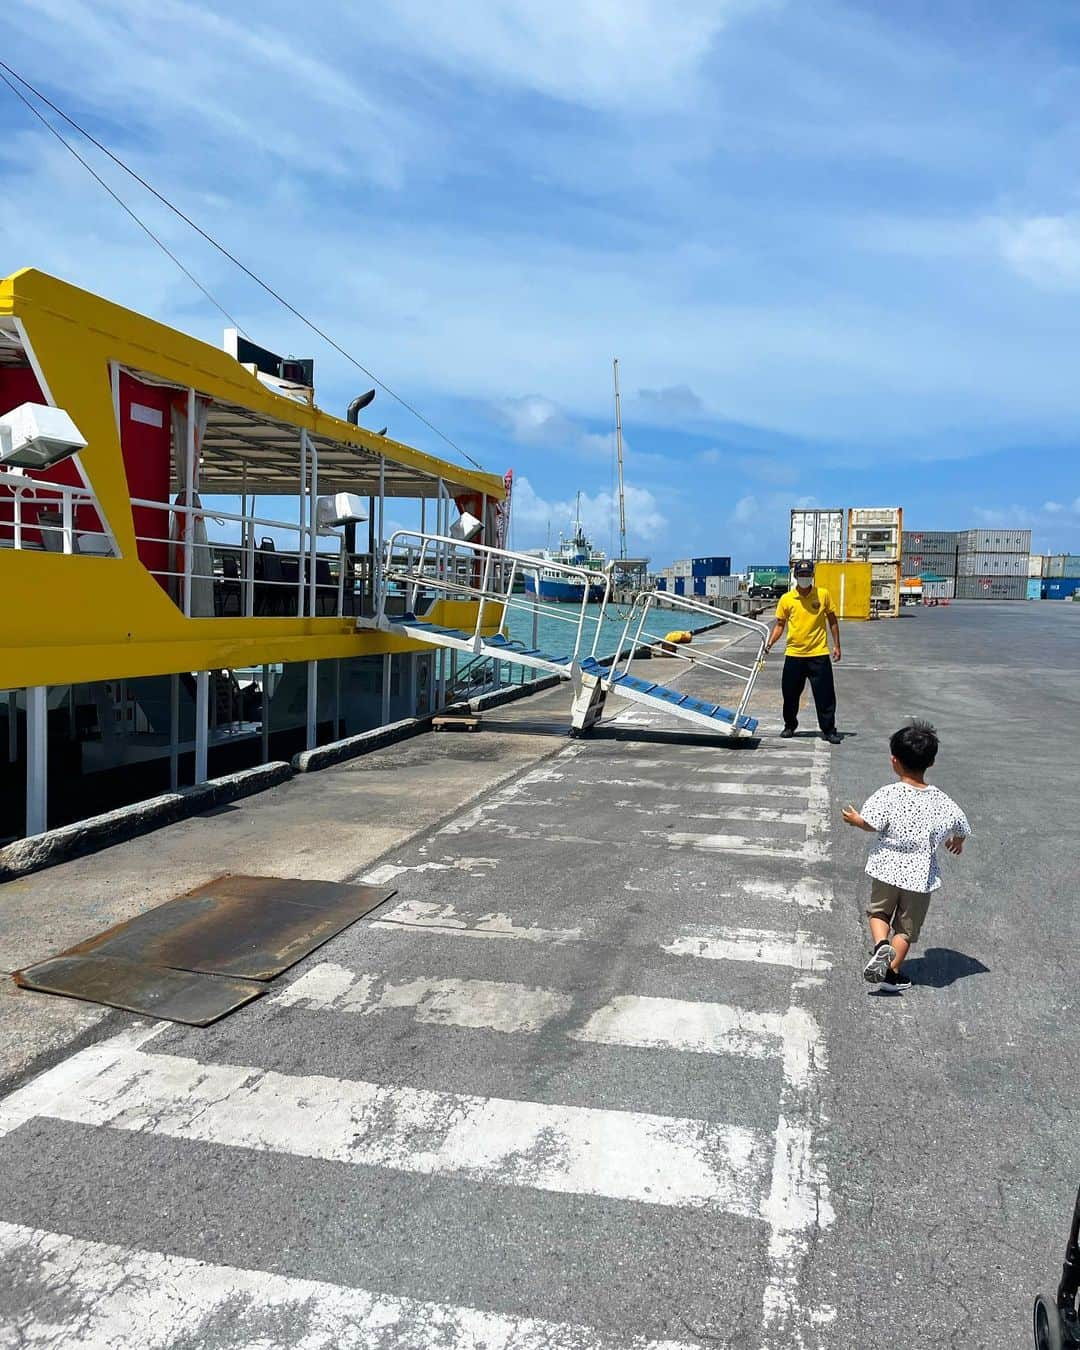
[842,720,970,992]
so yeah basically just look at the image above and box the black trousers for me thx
[782,655,836,734]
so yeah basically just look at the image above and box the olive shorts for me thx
[866,877,932,943]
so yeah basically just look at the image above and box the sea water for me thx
[502,599,715,661]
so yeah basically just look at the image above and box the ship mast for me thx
[613,358,627,560]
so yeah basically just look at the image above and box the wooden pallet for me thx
[432,714,482,733]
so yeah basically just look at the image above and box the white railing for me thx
[130,497,351,619]
[608,590,770,728]
[0,471,115,556]
[381,530,612,663]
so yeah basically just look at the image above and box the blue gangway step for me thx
[604,668,757,733]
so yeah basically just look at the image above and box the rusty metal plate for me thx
[15,956,267,1026]
[63,876,398,982]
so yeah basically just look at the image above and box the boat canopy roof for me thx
[0,268,505,501]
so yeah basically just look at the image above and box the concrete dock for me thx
[0,602,1077,1348]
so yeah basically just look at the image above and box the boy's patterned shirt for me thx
[859,782,971,893]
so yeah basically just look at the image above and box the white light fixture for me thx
[450,511,482,542]
[316,492,368,530]
[0,403,87,471]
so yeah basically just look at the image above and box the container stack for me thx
[1038,556,1080,600]
[901,530,958,600]
[954,529,1030,600]
[846,507,902,617]
[690,556,731,598]
[789,509,845,564]
[747,564,790,590]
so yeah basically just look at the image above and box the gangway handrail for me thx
[379,529,612,669]
[606,590,770,732]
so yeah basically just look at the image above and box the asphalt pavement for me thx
[0,601,1077,1349]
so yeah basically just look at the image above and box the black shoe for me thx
[863,941,895,984]
[823,731,842,744]
[883,968,912,991]
[780,727,795,739]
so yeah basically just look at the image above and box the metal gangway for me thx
[569,590,770,737]
[364,532,767,737]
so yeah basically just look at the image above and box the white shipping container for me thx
[673,559,692,577]
[1029,554,1046,578]
[959,529,1031,553]
[957,552,1028,577]
[923,578,955,600]
[849,506,902,527]
[660,567,675,579]
[790,508,845,562]
[705,575,740,598]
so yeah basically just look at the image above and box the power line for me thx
[0,59,484,472]
[0,67,245,333]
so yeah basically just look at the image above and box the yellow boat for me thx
[0,268,507,835]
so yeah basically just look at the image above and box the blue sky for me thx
[3,0,1080,565]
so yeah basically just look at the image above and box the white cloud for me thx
[363,0,747,111]
[733,494,757,524]
[509,474,666,548]
[493,396,576,449]
[1044,500,1064,513]
[999,215,1080,291]
[636,384,704,419]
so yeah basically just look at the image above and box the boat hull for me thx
[524,575,606,604]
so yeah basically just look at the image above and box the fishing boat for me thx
[522,495,608,603]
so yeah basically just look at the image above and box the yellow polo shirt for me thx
[776,586,835,658]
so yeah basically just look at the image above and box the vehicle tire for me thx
[1033,1294,1065,1350]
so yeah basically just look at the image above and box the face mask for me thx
[796,577,814,590]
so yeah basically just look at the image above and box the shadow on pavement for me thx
[905,947,990,987]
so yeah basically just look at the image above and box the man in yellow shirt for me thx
[765,560,842,743]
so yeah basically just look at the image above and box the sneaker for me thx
[823,731,842,745]
[863,941,895,984]
[780,728,795,739]
[883,969,911,991]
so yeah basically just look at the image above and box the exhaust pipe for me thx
[347,389,376,423]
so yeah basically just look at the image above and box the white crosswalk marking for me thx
[0,1042,773,1215]
[661,927,832,972]
[0,1221,699,1350]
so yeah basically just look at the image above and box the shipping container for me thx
[1044,555,1080,579]
[673,576,686,596]
[1044,577,1080,599]
[815,561,871,620]
[692,576,706,597]
[954,576,1027,600]
[956,552,1028,577]
[904,530,957,553]
[790,508,845,563]
[958,529,1031,553]
[1026,578,1043,600]
[673,559,692,577]
[655,576,668,592]
[747,565,790,587]
[869,559,900,617]
[692,556,731,578]
[924,578,955,600]
[847,506,902,562]
[901,550,958,578]
[705,575,741,598]
[1028,554,1045,578]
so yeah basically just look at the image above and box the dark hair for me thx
[890,720,938,773]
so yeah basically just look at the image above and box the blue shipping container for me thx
[1026,578,1043,600]
[692,556,731,578]
[692,577,707,596]
[656,577,668,592]
[673,576,686,596]
[1045,577,1080,599]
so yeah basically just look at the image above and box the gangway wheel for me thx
[1033,1294,1068,1350]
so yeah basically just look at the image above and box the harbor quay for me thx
[0,602,1076,1347]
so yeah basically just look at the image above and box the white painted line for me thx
[588,760,815,779]
[372,899,584,945]
[0,1047,772,1216]
[564,775,828,802]
[736,876,833,912]
[662,927,832,972]
[645,830,829,862]
[0,1220,698,1350]
[361,856,500,885]
[274,961,573,1033]
[572,995,781,1060]
[593,802,820,826]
